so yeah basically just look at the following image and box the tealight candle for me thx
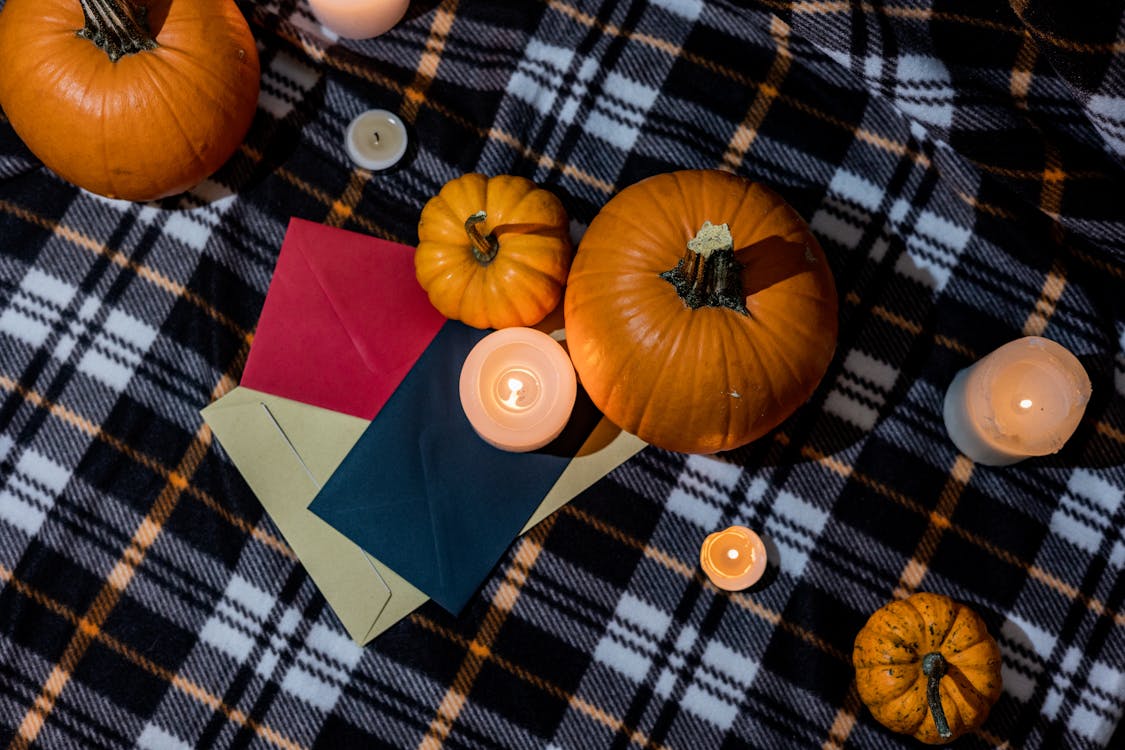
[459,327,577,453]
[345,109,408,171]
[307,0,409,39]
[942,336,1091,466]
[700,526,768,591]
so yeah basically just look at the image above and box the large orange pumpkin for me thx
[564,170,838,454]
[0,0,260,201]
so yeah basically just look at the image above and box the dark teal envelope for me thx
[308,321,594,614]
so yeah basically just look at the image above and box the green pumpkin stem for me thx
[922,652,953,741]
[77,0,158,62]
[465,211,500,265]
[660,221,749,315]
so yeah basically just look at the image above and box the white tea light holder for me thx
[345,109,408,171]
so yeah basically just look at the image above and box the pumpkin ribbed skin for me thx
[853,592,1003,744]
[416,173,571,329]
[0,0,259,201]
[563,169,838,454]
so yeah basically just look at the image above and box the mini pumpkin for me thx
[853,592,1003,744]
[0,0,260,201]
[563,169,838,454]
[415,173,572,329]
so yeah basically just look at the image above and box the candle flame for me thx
[1019,398,1033,410]
[502,377,524,408]
[727,548,739,560]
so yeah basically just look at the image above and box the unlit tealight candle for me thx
[345,109,408,171]
[459,327,577,453]
[942,336,1091,466]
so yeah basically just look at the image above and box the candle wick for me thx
[372,131,381,145]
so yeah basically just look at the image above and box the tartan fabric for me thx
[0,0,1123,747]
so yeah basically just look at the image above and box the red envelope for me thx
[241,217,446,420]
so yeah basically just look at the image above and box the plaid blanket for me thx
[1,0,1123,748]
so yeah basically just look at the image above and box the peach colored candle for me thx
[307,0,409,39]
[459,327,577,453]
[700,526,767,591]
[943,336,1091,466]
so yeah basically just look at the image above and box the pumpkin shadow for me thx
[144,1,170,34]
[718,246,968,469]
[535,385,604,458]
[734,235,818,296]
[972,606,1037,738]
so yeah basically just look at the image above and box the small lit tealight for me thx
[345,109,408,171]
[459,328,577,453]
[942,336,1092,466]
[700,526,768,591]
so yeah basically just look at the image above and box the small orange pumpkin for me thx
[415,173,572,329]
[563,169,838,454]
[0,0,259,201]
[853,592,1003,744]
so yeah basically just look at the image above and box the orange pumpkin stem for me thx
[921,652,953,740]
[77,0,157,62]
[465,211,500,265]
[660,221,749,315]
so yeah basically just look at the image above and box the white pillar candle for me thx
[459,328,577,453]
[942,336,1091,466]
[344,109,408,171]
[307,0,409,40]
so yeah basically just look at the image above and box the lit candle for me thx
[942,336,1091,466]
[700,526,768,591]
[307,0,409,39]
[459,327,578,453]
[344,109,408,171]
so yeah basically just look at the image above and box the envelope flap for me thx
[415,418,572,613]
[307,415,448,599]
[251,392,370,479]
[310,322,578,615]
[241,218,445,420]
[202,388,394,643]
[295,218,445,377]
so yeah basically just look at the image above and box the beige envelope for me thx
[202,386,644,645]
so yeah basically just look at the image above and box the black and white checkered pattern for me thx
[1,0,1122,748]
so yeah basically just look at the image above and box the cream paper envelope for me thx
[203,386,646,643]
[201,386,429,645]
[522,419,646,532]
